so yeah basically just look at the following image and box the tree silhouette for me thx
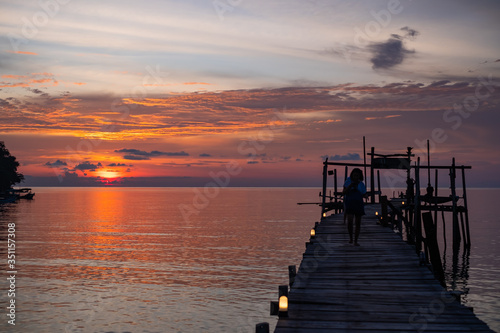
[0,141,24,192]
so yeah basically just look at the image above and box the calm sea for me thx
[0,187,498,333]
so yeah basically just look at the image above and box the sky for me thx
[1,0,499,187]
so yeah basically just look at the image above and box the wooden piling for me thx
[434,168,439,235]
[380,195,388,226]
[422,212,445,286]
[288,265,296,288]
[321,159,328,219]
[377,170,381,203]
[415,157,422,253]
[333,169,338,214]
[256,322,269,333]
[461,167,471,248]
[450,158,461,251]
[370,147,375,203]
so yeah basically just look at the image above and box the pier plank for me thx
[273,212,495,333]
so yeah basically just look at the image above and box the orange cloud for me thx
[0,73,58,88]
[6,50,38,55]
[183,82,211,85]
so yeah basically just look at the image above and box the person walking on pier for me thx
[343,168,368,246]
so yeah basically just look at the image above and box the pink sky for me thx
[1,1,499,187]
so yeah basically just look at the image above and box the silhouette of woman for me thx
[343,168,368,246]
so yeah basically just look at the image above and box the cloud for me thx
[123,155,150,160]
[370,27,419,70]
[74,161,102,171]
[44,160,68,167]
[400,26,419,40]
[322,153,361,161]
[6,51,38,56]
[28,88,44,94]
[199,153,211,157]
[115,149,189,159]
[107,163,130,166]
[0,72,58,88]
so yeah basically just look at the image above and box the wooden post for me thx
[460,212,467,249]
[406,147,414,245]
[334,169,338,214]
[370,147,375,203]
[363,136,367,188]
[321,159,328,219]
[461,167,471,248]
[434,169,439,237]
[415,157,422,253]
[377,170,381,203]
[380,195,388,226]
[422,212,446,287]
[450,158,461,251]
[256,323,269,333]
[288,265,296,287]
[441,210,447,250]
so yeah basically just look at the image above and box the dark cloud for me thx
[107,163,129,166]
[74,161,102,171]
[28,88,44,95]
[0,98,12,108]
[370,27,419,70]
[115,149,189,159]
[322,153,361,161]
[428,80,453,87]
[401,26,419,40]
[199,153,211,157]
[123,155,150,161]
[44,159,68,167]
[370,38,410,69]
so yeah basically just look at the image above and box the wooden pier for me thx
[269,206,495,332]
[257,143,494,333]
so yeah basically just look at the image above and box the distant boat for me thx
[11,188,35,200]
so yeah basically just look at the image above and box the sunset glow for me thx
[1,1,499,187]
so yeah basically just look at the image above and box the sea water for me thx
[0,187,498,332]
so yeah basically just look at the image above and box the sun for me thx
[98,170,121,179]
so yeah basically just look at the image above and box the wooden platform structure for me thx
[270,206,495,333]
